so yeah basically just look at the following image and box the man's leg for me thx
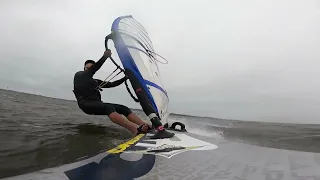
[80,100,139,134]
[108,112,139,134]
[127,113,145,126]
[105,102,173,139]
[124,69,164,130]
[111,103,152,131]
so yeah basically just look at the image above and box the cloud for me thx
[1,0,320,123]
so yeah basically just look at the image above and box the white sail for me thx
[111,16,169,121]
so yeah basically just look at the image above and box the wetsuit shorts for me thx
[79,100,132,117]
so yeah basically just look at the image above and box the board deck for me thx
[2,129,320,180]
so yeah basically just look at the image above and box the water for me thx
[1,89,320,179]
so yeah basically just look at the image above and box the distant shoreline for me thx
[0,88,210,119]
[1,88,319,125]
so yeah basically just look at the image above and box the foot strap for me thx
[150,130,175,139]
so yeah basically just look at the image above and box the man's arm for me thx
[98,76,128,88]
[86,50,112,75]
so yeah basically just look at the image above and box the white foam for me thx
[167,115,224,138]
[187,127,223,138]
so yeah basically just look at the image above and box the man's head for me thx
[84,60,95,70]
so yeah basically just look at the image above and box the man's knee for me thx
[104,106,116,116]
[115,104,132,117]
[108,111,119,119]
[79,101,115,116]
[79,106,94,115]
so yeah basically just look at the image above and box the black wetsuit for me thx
[73,55,132,116]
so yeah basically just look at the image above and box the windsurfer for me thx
[73,50,151,135]
[73,49,174,139]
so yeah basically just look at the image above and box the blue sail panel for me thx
[111,16,169,121]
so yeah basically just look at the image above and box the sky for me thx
[0,0,320,123]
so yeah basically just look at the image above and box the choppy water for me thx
[1,89,320,179]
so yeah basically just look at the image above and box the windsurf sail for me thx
[105,15,169,123]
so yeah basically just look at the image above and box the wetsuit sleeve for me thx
[86,55,108,76]
[100,76,127,88]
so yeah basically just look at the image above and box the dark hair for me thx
[84,60,95,66]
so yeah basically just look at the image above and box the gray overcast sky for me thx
[1,0,319,123]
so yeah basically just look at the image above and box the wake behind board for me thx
[3,129,320,180]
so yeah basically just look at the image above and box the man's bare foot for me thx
[141,123,152,132]
[136,124,153,134]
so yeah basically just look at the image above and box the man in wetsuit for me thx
[73,49,174,139]
[73,50,151,135]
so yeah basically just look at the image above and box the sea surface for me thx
[1,89,320,179]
